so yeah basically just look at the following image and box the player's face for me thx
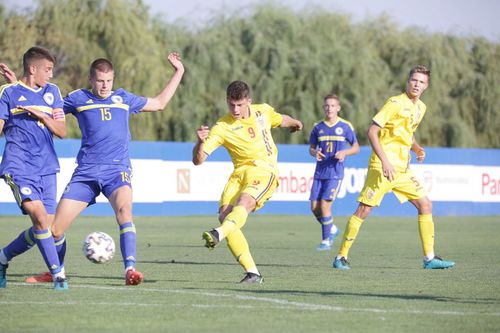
[406,73,429,99]
[32,59,54,88]
[90,70,114,98]
[323,98,341,120]
[227,97,251,120]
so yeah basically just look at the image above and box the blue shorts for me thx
[309,178,342,201]
[1,173,57,214]
[61,164,132,205]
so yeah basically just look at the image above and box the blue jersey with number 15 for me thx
[64,88,147,166]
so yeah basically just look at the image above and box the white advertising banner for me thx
[1,159,499,204]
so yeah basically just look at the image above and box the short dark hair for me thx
[22,46,56,72]
[226,80,250,100]
[89,58,114,78]
[324,94,340,104]
[408,65,431,82]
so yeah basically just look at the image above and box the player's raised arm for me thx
[280,114,303,132]
[192,125,210,165]
[142,52,185,112]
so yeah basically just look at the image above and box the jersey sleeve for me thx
[308,125,318,146]
[51,85,64,109]
[0,85,10,120]
[202,123,225,156]
[124,90,147,114]
[345,126,358,145]
[372,97,400,128]
[265,104,284,128]
[63,91,78,115]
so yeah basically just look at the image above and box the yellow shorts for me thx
[220,166,278,211]
[358,168,426,207]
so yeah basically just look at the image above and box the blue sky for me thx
[4,0,499,41]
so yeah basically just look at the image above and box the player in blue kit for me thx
[0,47,68,290]
[2,52,184,286]
[309,94,359,251]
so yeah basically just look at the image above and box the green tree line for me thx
[1,0,499,147]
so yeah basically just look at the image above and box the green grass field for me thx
[0,215,499,332]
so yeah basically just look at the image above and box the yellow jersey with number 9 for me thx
[203,103,283,172]
[369,93,427,172]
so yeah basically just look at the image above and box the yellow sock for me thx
[418,214,435,257]
[338,215,364,258]
[226,229,257,272]
[218,206,249,239]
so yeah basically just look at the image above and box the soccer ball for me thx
[82,231,115,264]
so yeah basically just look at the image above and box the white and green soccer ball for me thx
[82,231,115,264]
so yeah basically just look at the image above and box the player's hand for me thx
[316,148,325,161]
[17,105,45,120]
[289,120,303,133]
[196,125,209,142]
[335,150,347,162]
[415,148,426,163]
[167,52,184,73]
[0,63,17,83]
[381,161,396,182]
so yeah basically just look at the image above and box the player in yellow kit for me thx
[333,65,455,270]
[192,80,302,283]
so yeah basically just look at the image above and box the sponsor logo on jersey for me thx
[85,99,94,104]
[43,92,54,105]
[18,95,27,102]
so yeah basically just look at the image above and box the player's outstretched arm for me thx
[280,115,303,132]
[192,125,209,165]
[0,63,17,84]
[142,52,185,112]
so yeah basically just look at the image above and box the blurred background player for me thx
[193,80,303,283]
[333,65,455,270]
[2,52,184,286]
[0,47,68,290]
[309,94,359,251]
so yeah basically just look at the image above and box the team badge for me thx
[43,92,54,105]
[111,95,123,104]
[366,188,375,200]
[335,127,344,135]
[20,187,32,195]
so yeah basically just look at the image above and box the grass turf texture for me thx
[0,215,499,332]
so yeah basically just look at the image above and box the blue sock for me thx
[54,234,66,267]
[1,227,36,261]
[119,222,136,269]
[319,216,333,241]
[33,229,62,275]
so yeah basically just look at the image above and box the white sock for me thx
[0,250,8,265]
[246,267,260,276]
[214,227,224,241]
[424,253,435,261]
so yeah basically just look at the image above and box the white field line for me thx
[7,282,500,317]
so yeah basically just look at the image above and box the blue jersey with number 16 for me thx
[64,89,147,166]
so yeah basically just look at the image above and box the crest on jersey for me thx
[20,187,32,196]
[335,127,344,135]
[43,92,54,105]
[111,95,123,104]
